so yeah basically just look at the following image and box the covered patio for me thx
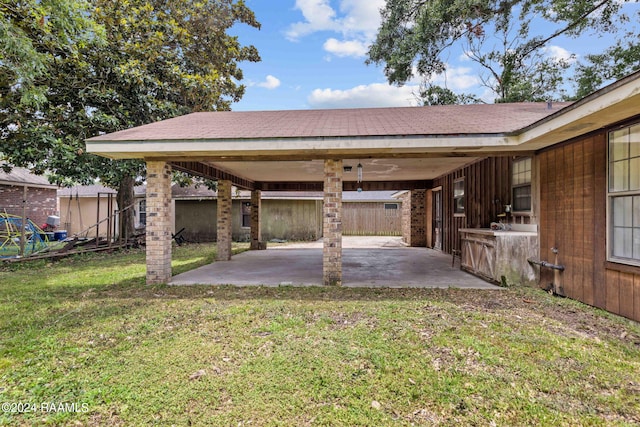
[85,99,620,286]
[170,236,499,288]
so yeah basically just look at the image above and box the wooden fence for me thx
[342,203,401,236]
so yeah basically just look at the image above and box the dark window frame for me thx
[453,178,465,216]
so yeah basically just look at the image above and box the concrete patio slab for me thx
[170,236,501,289]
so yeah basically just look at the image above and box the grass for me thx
[0,243,639,426]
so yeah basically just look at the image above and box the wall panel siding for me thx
[539,130,640,322]
[433,158,512,254]
[582,137,595,306]
[618,272,635,320]
[635,275,640,322]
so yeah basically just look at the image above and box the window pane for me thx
[609,160,629,192]
[634,196,640,227]
[454,179,464,214]
[613,196,632,227]
[610,128,629,161]
[613,226,633,258]
[630,124,640,158]
[631,157,640,191]
[455,196,465,213]
[634,227,640,260]
[454,180,464,197]
[513,185,531,211]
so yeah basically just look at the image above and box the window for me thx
[608,123,640,264]
[384,203,399,217]
[453,178,465,215]
[241,202,251,228]
[512,157,532,211]
[138,199,146,226]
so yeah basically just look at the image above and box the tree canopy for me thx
[1,0,260,233]
[367,0,638,103]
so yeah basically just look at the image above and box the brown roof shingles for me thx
[88,103,572,142]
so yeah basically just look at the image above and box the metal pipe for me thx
[527,258,565,271]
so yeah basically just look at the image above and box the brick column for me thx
[146,161,173,285]
[409,189,427,247]
[323,159,342,286]
[217,179,232,261]
[250,189,262,250]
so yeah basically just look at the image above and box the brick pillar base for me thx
[146,161,172,285]
[250,190,263,250]
[323,159,342,286]
[217,180,232,261]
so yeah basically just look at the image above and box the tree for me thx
[367,0,633,103]
[1,0,260,237]
[417,84,480,105]
[0,0,100,107]
[573,34,640,99]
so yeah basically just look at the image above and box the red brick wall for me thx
[0,185,58,226]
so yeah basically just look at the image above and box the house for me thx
[0,167,58,226]
[59,183,400,241]
[57,185,147,237]
[87,70,640,322]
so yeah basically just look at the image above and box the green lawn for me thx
[1,244,639,426]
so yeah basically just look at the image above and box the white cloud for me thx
[544,45,577,64]
[423,65,482,91]
[323,38,368,57]
[287,0,385,58]
[286,0,339,40]
[307,83,420,109]
[257,75,281,89]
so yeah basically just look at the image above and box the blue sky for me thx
[231,0,639,112]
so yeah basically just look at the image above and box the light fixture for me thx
[357,162,363,192]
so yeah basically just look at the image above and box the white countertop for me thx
[459,228,538,237]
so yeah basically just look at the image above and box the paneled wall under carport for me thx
[174,199,322,242]
[430,157,515,253]
[538,129,640,322]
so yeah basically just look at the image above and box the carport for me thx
[86,103,571,286]
[170,236,499,288]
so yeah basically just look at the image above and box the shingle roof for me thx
[58,184,146,197]
[88,103,572,142]
[0,167,57,188]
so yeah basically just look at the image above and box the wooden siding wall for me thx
[342,202,401,236]
[433,157,513,254]
[538,132,640,322]
[174,199,322,242]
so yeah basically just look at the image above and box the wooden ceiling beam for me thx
[170,161,255,190]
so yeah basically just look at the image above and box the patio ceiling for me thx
[86,71,640,190]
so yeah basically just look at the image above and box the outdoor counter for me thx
[459,227,539,286]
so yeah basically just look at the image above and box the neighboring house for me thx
[172,186,400,242]
[58,185,147,237]
[0,167,58,226]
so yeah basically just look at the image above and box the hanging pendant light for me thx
[357,162,363,192]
